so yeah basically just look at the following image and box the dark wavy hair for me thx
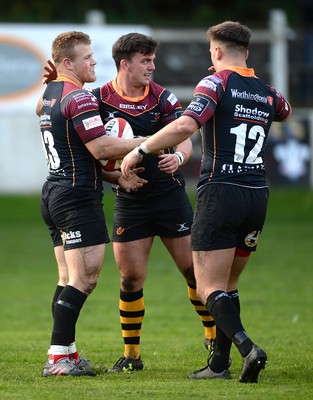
[112,32,160,70]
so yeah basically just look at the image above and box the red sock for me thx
[48,354,69,364]
[69,351,80,361]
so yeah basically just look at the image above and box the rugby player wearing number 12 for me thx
[121,21,292,383]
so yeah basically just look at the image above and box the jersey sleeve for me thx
[273,90,292,122]
[62,89,106,143]
[183,75,222,126]
[159,89,183,125]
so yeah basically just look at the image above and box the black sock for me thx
[228,289,240,313]
[206,290,244,339]
[50,285,87,346]
[209,323,232,372]
[232,331,253,357]
[209,352,230,373]
[210,289,241,372]
[52,285,64,317]
[206,290,253,357]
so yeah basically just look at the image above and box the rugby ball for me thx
[100,118,133,171]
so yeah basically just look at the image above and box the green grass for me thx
[0,189,313,399]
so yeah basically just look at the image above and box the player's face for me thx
[126,52,156,87]
[71,44,97,84]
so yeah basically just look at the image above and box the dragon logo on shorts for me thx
[116,227,125,235]
[245,230,260,247]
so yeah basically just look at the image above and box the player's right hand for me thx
[118,167,147,192]
[42,60,57,84]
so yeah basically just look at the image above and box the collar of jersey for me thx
[56,75,82,88]
[112,77,149,102]
[225,66,256,77]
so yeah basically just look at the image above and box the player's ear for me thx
[121,59,129,71]
[63,58,72,70]
[216,47,222,60]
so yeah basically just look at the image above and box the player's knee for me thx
[121,274,144,291]
[181,264,195,284]
[84,277,98,295]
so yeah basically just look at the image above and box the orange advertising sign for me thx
[0,35,45,102]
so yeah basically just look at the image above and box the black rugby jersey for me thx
[183,67,291,189]
[39,78,106,190]
[93,79,184,197]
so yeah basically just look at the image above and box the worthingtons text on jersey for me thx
[231,89,268,103]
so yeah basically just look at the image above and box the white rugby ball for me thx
[100,117,133,171]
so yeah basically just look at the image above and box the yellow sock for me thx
[119,289,144,360]
[188,285,216,340]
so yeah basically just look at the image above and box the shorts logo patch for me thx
[245,230,260,247]
[116,227,125,235]
[61,230,82,245]
[177,222,189,232]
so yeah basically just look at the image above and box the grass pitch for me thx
[0,189,312,399]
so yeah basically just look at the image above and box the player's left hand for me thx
[157,153,180,174]
[43,60,57,84]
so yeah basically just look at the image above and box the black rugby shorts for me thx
[40,181,110,250]
[191,183,269,251]
[112,187,193,242]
